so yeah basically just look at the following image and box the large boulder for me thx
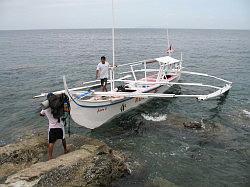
[0,135,47,165]
[0,135,47,182]
[1,134,129,187]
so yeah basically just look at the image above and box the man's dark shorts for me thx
[101,78,108,86]
[49,128,64,143]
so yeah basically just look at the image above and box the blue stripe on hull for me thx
[70,85,162,108]
[69,76,179,108]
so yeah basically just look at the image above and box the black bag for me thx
[48,93,69,122]
[117,85,126,92]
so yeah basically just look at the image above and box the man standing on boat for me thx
[96,56,109,92]
[40,93,69,160]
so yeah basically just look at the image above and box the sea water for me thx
[0,29,249,186]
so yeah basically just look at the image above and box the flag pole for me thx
[167,28,171,57]
[167,28,170,50]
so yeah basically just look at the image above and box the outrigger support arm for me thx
[69,81,231,101]
[33,85,95,99]
[33,75,132,99]
[86,84,230,100]
[113,80,222,90]
[34,70,232,101]
[182,71,232,84]
[92,92,203,99]
[68,69,232,100]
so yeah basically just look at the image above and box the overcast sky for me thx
[0,0,249,30]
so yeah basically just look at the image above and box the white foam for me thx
[169,152,176,156]
[243,110,250,117]
[141,113,167,122]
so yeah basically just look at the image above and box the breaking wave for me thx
[242,110,250,118]
[141,113,167,122]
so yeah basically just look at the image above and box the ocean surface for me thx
[0,29,250,186]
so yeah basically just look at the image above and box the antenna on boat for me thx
[111,0,115,91]
[166,28,172,57]
[167,28,170,51]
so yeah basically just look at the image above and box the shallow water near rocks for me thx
[0,29,250,186]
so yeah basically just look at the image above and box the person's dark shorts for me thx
[101,78,108,86]
[49,128,64,143]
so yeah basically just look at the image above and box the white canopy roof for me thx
[155,56,180,65]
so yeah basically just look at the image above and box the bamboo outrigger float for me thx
[34,0,232,129]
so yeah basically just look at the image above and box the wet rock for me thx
[0,135,47,182]
[81,152,129,186]
[0,135,47,165]
[5,148,93,186]
[183,121,202,129]
[1,134,128,187]
[95,144,112,155]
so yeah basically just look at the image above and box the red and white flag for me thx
[167,44,174,54]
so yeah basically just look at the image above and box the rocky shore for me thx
[0,134,129,187]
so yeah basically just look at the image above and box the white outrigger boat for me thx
[34,1,232,129]
[34,54,232,129]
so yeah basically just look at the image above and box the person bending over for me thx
[40,93,68,160]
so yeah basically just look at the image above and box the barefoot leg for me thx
[48,143,54,160]
[62,139,69,154]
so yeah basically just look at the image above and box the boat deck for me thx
[78,74,178,103]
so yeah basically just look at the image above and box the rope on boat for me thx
[62,112,71,137]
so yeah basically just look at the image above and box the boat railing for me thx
[118,60,162,82]
[117,59,156,68]
[119,69,159,75]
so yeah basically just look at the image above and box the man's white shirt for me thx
[96,61,109,79]
[40,108,65,138]
[40,108,64,129]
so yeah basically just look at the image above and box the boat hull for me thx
[69,75,180,129]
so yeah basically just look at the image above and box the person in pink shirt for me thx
[40,93,68,160]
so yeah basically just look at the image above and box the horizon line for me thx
[0,27,249,32]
